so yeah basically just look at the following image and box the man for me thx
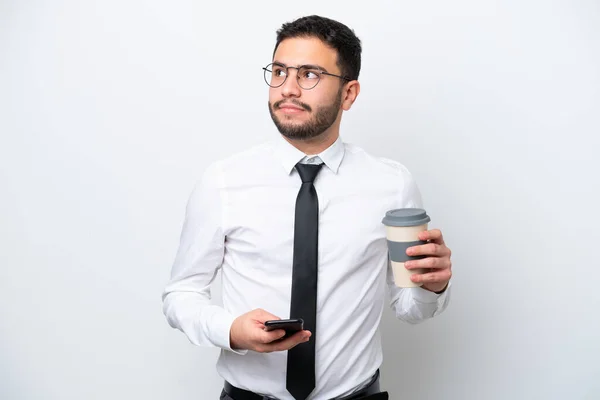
[162,15,452,400]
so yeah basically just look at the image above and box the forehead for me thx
[273,36,339,72]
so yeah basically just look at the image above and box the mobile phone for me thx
[263,318,304,338]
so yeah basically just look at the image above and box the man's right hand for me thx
[230,309,311,353]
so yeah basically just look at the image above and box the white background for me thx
[1,1,599,399]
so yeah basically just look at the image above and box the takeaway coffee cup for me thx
[382,208,431,287]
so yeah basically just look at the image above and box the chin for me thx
[279,112,307,120]
[276,116,304,128]
[279,118,305,126]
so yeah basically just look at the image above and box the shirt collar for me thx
[272,134,345,175]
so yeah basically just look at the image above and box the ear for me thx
[341,80,360,111]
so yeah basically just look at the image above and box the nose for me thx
[280,68,301,98]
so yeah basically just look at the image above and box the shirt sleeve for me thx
[386,166,452,323]
[162,162,246,354]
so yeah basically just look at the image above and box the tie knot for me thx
[295,162,323,183]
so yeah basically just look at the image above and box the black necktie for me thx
[286,162,323,400]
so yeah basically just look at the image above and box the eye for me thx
[272,66,286,77]
[302,69,320,80]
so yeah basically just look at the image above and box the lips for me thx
[279,105,305,114]
[274,100,311,112]
[279,104,305,111]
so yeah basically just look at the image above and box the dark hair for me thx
[273,15,362,81]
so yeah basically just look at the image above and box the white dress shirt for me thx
[162,134,451,399]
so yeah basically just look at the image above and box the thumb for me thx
[252,308,280,323]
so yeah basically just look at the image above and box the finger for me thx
[267,330,311,352]
[410,269,452,284]
[257,328,287,344]
[404,257,450,270]
[418,229,445,244]
[406,242,440,257]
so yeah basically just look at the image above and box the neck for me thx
[282,124,340,155]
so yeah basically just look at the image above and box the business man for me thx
[163,15,452,400]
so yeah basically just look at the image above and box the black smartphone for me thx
[263,318,304,338]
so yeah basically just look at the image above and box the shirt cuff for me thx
[412,281,452,304]
[204,306,248,355]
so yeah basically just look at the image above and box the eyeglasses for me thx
[262,62,351,90]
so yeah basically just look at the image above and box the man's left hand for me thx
[404,229,452,293]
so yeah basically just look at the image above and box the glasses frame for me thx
[262,62,352,90]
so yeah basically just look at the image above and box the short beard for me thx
[268,89,343,140]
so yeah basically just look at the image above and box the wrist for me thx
[229,318,241,350]
[422,282,448,294]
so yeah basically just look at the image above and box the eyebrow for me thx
[272,60,330,74]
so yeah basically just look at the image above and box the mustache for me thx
[273,99,312,112]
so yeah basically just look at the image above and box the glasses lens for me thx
[297,66,321,89]
[264,63,286,87]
